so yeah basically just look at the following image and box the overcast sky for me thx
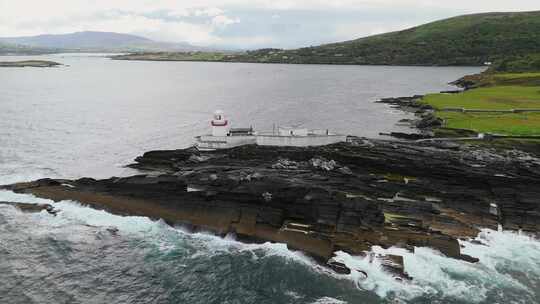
[0,1,538,49]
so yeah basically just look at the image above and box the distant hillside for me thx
[0,31,208,53]
[0,31,151,49]
[224,11,540,66]
[0,41,59,55]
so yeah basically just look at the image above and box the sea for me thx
[1,53,538,304]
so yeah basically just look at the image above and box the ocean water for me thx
[0,53,482,180]
[2,54,539,304]
[1,192,539,304]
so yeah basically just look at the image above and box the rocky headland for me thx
[378,70,540,141]
[3,138,539,277]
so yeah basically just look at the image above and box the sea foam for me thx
[1,189,539,303]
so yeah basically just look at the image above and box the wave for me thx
[327,233,539,302]
[310,297,348,304]
[1,189,539,303]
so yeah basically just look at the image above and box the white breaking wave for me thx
[0,189,55,205]
[331,250,424,300]
[1,189,539,303]
[461,229,540,288]
[329,234,539,303]
[0,190,318,265]
[310,297,348,304]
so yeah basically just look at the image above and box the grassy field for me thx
[493,72,540,80]
[423,86,540,110]
[436,112,540,136]
[422,80,540,136]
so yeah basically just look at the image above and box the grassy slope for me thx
[115,11,540,66]
[423,73,540,136]
[229,11,540,66]
[436,112,540,136]
[424,85,540,110]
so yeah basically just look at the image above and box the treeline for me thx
[493,53,540,72]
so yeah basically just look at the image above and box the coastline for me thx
[0,60,62,68]
[377,71,540,143]
[2,8,540,303]
[1,61,538,279]
[3,137,539,277]
[110,52,487,68]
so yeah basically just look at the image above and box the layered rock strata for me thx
[3,139,539,276]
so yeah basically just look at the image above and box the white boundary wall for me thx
[256,135,347,147]
[196,135,256,150]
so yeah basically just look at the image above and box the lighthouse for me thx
[211,110,229,137]
[195,110,346,150]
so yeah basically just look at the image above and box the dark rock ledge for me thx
[376,95,444,138]
[0,60,62,68]
[2,138,540,277]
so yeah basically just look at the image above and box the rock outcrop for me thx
[375,95,442,138]
[0,60,62,68]
[3,139,540,276]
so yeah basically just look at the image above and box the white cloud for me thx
[0,1,244,45]
[211,15,240,28]
[194,7,224,17]
[165,9,191,18]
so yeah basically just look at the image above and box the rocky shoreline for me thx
[0,60,62,68]
[374,72,482,140]
[375,92,473,140]
[3,138,539,278]
[375,95,439,139]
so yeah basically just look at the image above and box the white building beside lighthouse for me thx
[195,110,347,151]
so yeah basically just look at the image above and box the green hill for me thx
[223,11,540,66]
[492,53,540,72]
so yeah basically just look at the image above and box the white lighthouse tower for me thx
[211,110,229,137]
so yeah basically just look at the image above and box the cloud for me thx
[211,15,240,28]
[0,2,244,46]
[0,0,538,48]
[194,7,224,17]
